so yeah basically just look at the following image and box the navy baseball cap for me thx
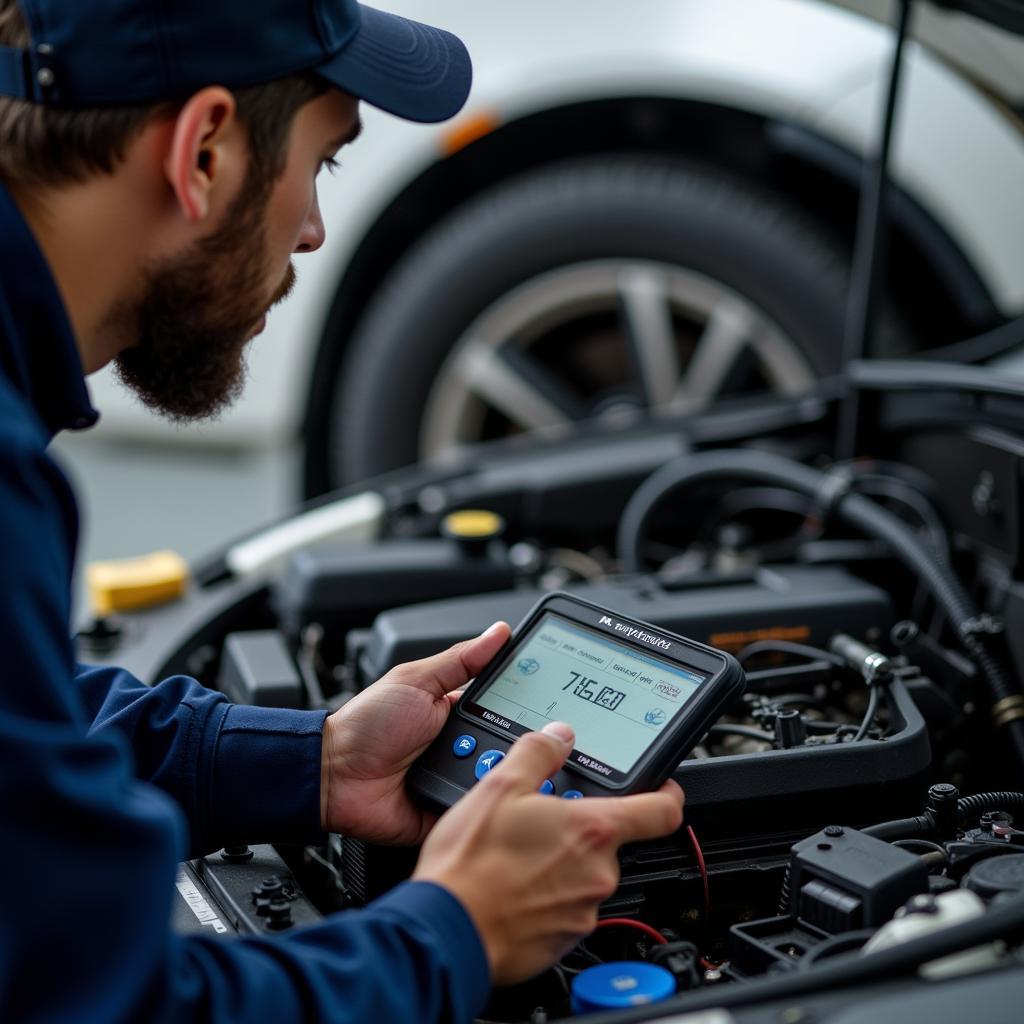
[0,0,472,123]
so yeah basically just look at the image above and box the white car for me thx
[82,0,1024,495]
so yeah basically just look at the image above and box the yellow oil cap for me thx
[86,550,190,617]
[441,509,505,540]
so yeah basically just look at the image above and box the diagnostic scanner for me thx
[407,592,745,811]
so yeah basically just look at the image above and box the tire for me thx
[330,156,898,485]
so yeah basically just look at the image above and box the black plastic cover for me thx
[359,567,892,682]
[218,631,303,708]
[273,540,516,638]
[790,827,928,931]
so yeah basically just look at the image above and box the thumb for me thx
[482,722,575,794]
[389,621,510,696]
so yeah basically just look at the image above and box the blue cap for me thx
[0,0,471,123]
[570,961,676,1014]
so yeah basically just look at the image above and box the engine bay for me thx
[81,368,1024,1022]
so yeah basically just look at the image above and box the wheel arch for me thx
[302,95,1002,497]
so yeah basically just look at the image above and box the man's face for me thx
[115,89,361,421]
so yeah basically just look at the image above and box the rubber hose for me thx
[859,792,1024,838]
[956,791,1024,824]
[862,815,934,841]
[616,450,1024,774]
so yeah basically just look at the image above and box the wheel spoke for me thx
[751,328,818,395]
[459,345,581,431]
[668,299,754,414]
[618,266,681,408]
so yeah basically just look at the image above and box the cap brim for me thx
[316,5,472,124]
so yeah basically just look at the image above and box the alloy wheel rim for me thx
[420,259,818,462]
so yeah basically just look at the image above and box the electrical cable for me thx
[851,684,887,743]
[592,918,667,946]
[892,838,948,875]
[616,448,1024,775]
[851,688,879,742]
[917,850,948,871]
[802,719,850,734]
[708,724,775,744]
[551,965,572,998]
[570,942,604,968]
[736,640,847,669]
[687,825,711,923]
[303,845,344,890]
[744,663,837,690]
[892,838,947,859]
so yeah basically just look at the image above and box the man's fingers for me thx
[391,621,510,695]
[579,780,685,846]
[480,722,575,794]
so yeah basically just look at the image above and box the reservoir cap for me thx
[441,509,504,540]
[86,549,189,616]
[570,961,675,1013]
[965,853,1024,900]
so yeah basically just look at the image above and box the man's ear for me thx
[164,86,239,223]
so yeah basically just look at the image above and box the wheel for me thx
[330,156,884,484]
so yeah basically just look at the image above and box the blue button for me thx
[539,779,555,795]
[562,789,584,799]
[452,735,477,758]
[474,749,505,780]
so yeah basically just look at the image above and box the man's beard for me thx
[114,173,295,422]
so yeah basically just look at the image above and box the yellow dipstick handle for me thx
[86,550,190,617]
[442,509,505,539]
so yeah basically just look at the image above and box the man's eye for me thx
[320,156,342,176]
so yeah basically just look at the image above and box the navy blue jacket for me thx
[0,182,489,1023]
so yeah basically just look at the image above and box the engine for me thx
[80,383,1024,1022]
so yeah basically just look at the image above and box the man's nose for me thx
[295,197,326,253]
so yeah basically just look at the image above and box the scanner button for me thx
[474,749,505,780]
[452,735,477,759]
[539,779,555,795]
[562,789,584,799]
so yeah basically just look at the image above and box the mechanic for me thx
[0,1,684,1021]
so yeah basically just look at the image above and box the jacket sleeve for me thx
[75,662,329,857]
[0,426,491,1023]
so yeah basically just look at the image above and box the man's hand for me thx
[414,723,685,986]
[320,621,511,844]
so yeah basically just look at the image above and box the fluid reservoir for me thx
[965,853,1024,900]
[570,961,675,1014]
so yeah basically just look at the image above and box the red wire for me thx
[687,824,711,922]
[593,917,667,945]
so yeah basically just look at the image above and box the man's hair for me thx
[0,0,328,189]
